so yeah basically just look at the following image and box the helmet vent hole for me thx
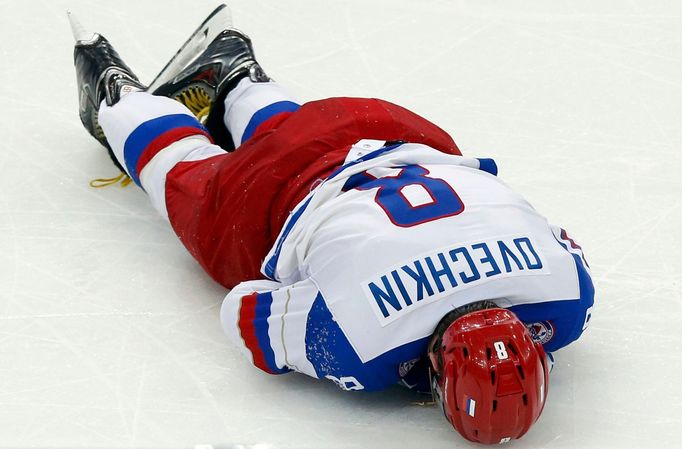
[490,370,496,385]
[508,342,517,355]
[522,394,528,406]
[474,430,479,437]
[492,400,498,412]
[486,348,492,360]
[463,347,469,358]
[517,365,525,380]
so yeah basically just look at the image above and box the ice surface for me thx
[1,0,681,448]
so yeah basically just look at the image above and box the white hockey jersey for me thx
[220,141,594,391]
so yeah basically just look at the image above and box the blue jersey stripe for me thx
[476,158,498,176]
[305,292,429,391]
[253,292,290,374]
[123,114,208,186]
[263,196,313,279]
[241,101,301,144]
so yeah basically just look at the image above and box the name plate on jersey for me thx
[362,235,550,326]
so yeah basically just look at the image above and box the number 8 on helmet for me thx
[428,307,550,444]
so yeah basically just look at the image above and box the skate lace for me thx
[89,172,133,188]
[176,87,211,123]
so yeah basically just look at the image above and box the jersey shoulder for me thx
[507,227,594,352]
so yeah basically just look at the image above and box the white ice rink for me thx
[1,0,681,448]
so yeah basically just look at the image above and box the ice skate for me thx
[148,4,270,150]
[69,12,145,175]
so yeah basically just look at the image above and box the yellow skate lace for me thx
[89,172,133,188]
[176,86,212,123]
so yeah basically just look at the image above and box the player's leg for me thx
[97,92,223,217]
[149,24,301,152]
[72,26,269,289]
[148,24,297,152]
[74,39,309,289]
[220,78,300,149]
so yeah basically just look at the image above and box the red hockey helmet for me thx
[428,308,549,445]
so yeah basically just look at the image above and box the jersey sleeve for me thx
[220,278,320,376]
[508,225,595,353]
[221,279,429,392]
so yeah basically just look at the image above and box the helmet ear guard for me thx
[428,307,549,445]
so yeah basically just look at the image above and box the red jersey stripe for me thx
[237,292,270,372]
[136,126,213,177]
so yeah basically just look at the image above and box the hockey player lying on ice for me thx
[70,5,594,445]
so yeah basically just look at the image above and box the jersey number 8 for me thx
[354,165,464,227]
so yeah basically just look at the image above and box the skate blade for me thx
[67,11,99,45]
[148,4,233,92]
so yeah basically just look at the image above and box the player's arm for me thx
[220,278,320,376]
[508,225,594,354]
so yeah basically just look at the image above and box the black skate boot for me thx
[71,13,145,176]
[148,5,269,151]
